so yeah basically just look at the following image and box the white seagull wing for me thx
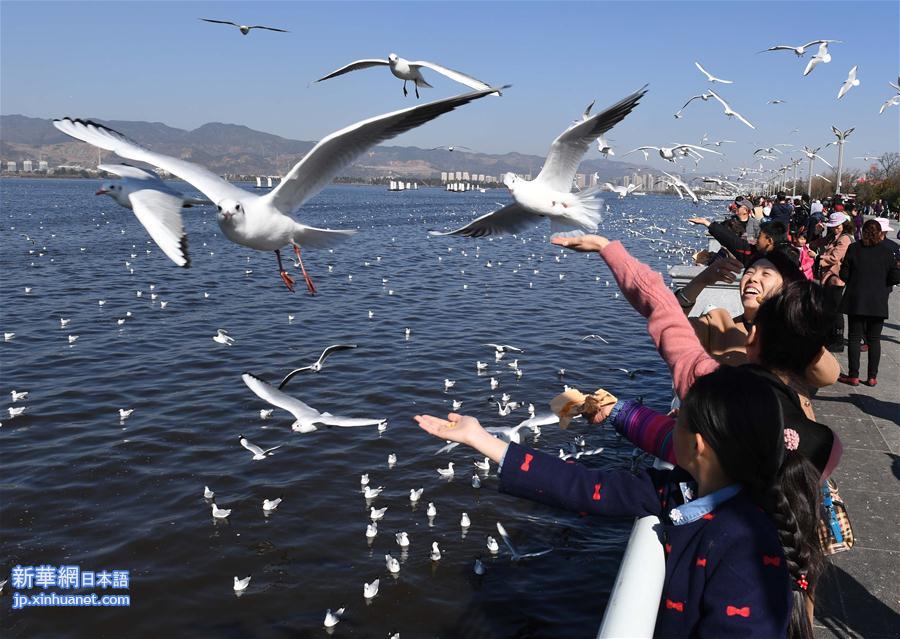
[694,61,714,81]
[292,223,357,248]
[429,203,543,238]
[127,188,190,267]
[241,439,266,456]
[318,415,385,428]
[315,343,359,367]
[409,60,496,93]
[242,372,323,423]
[98,162,167,185]
[262,86,505,214]
[535,86,647,192]
[315,59,389,82]
[53,118,247,204]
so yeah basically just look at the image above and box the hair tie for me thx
[784,428,800,451]
[796,574,809,591]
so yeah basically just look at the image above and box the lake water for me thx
[1,179,722,638]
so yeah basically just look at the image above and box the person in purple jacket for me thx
[415,366,824,639]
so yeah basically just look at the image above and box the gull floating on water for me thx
[694,61,733,84]
[213,329,234,346]
[277,344,358,388]
[395,532,410,548]
[364,486,383,499]
[486,536,499,553]
[436,462,455,478]
[203,486,215,499]
[430,542,442,561]
[233,575,251,592]
[8,406,26,418]
[608,367,653,379]
[54,89,499,293]
[263,496,283,512]
[474,457,490,471]
[212,503,231,519]
[201,18,288,35]
[324,608,345,628]
[119,408,134,422]
[409,488,423,503]
[242,373,386,432]
[239,434,282,460]
[385,554,400,573]
[11,390,28,402]
[370,506,387,521]
[316,53,498,98]
[426,502,437,517]
[430,88,646,238]
[837,65,860,99]
[460,513,471,528]
[366,522,378,539]
[364,579,380,599]
[360,473,369,487]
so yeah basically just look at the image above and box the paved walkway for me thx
[813,294,900,639]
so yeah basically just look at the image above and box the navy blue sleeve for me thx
[708,222,755,266]
[498,443,664,518]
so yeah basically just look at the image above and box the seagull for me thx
[119,408,134,422]
[67,335,79,344]
[496,522,553,561]
[608,367,653,379]
[277,344,358,387]
[486,536,500,553]
[316,53,498,98]
[59,318,70,328]
[430,87,647,238]
[597,135,615,156]
[430,542,442,561]
[880,94,900,114]
[53,89,499,293]
[803,42,834,76]
[580,334,609,344]
[694,62,733,84]
[837,65,860,99]
[661,172,700,203]
[203,486,215,499]
[625,143,718,163]
[10,390,28,402]
[242,373,386,432]
[366,522,378,539]
[490,377,499,390]
[263,496,283,512]
[239,434,282,460]
[259,409,274,420]
[485,343,523,354]
[385,554,400,574]
[444,378,456,391]
[460,513,471,528]
[233,575,251,592]
[323,608,345,628]
[673,93,713,118]
[409,488,423,503]
[426,502,437,517]
[360,473,369,487]
[474,558,486,575]
[430,145,474,152]
[364,579,380,599]
[472,474,482,488]
[200,18,288,35]
[768,99,787,104]
[212,503,231,519]
[603,183,637,199]
[213,329,234,345]
[370,506,387,521]
[707,90,755,129]
[94,164,211,267]
[474,457,490,471]
[388,453,397,467]
[451,399,463,411]
[437,462,455,478]
[395,532,410,548]
[760,39,841,56]
[8,406,26,418]
[364,486,383,499]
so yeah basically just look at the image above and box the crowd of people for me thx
[411,196,898,638]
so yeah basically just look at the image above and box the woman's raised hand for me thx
[414,413,509,464]
[551,235,610,253]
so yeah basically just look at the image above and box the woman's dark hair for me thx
[754,279,833,375]
[747,251,803,284]
[862,219,883,246]
[839,219,855,236]
[681,367,824,639]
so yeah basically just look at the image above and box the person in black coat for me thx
[838,219,900,386]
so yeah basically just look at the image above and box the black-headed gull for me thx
[239,434,282,460]
[277,344,358,388]
[363,579,380,599]
[880,95,900,114]
[213,329,235,345]
[242,372,386,432]
[94,164,210,267]
[603,182,637,199]
[485,343,523,354]
[212,503,231,519]
[694,62,732,84]
[53,87,500,292]
[430,542,442,561]
[233,575,251,592]
[803,42,834,76]
[662,172,700,203]
[707,90,755,129]
[760,39,841,56]
[263,496,283,512]
[200,18,288,35]
[837,65,860,99]
[496,522,552,561]
[430,87,647,238]
[316,53,498,98]
[625,143,718,163]
[674,92,713,118]
[323,607,345,628]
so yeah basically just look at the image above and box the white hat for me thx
[874,217,895,232]
[824,212,849,228]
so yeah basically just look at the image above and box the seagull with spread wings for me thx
[429,87,648,238]
[803,42,834,76]
[53,87,501,293]
[707,90,755,129]
[694,62,733,84]
[93,164,210,267]
[200,18,288,35]
[759,39,841,56]
[837,65,860,99]
[315,53,498,98]
[277,344,358,388]
[625,143,719,163]
[673,92,713,118]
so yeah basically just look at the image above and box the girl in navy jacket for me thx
[415,366,823,639]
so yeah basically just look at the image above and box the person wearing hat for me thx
[814,212,855,351]
[837,218,900,386]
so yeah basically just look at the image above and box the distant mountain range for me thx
[0,114,650,181]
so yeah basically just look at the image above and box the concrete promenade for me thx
[813,294,900,638]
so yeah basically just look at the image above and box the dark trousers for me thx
[824,285,845,348]
[847,315,884,378]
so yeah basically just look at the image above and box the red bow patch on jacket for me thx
[695,557,707,567]
[702,513,716,520]
[592,483,602,501]
[665,599,684,612]
[520,453,533,472]
[762,555,781,567]
[726,605,751,617]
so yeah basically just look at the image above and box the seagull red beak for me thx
[95,189,107,195]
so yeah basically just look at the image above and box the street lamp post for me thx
[831,125,855,195]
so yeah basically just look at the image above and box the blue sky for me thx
[2,1,897,173]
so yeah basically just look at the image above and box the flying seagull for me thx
[53,87,501,293]
[803,42,834,76]
[200,19,288,35]
[277,344,358,388]
[707,90,755,129]
[837,65,860,99]
[496,522,553,561]
[759,39,841,56]
[316,53,499,98]
[603,183,637,198]
[242,372,386,433]
[625,143,719,163]
[429,86,647,238]
[694,62,733,84]
[880,94,900,114]
[239,434,282,460]
[674,92,713,118]
[661,172,700,203]
[484,343,524,354]
[94,163,209,267]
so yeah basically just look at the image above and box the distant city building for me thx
[477,174,485,182]
[6,161,16,172]
[455,171,463,180]
[589,173,600,188]
[38,160,49,171]
[462,171,470,180]
[440,171,448,183]
[575,173,586,189]
[22,160,33,172]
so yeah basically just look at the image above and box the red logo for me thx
[592,483,602,501]
[520,453,533,472]
[726,606,750,617]
[762,555,781,567]
[696,557,707,567]
[665,599,684,612]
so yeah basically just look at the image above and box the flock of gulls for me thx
[4,14,896,636]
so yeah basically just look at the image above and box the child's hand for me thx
[414,413,484,447]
